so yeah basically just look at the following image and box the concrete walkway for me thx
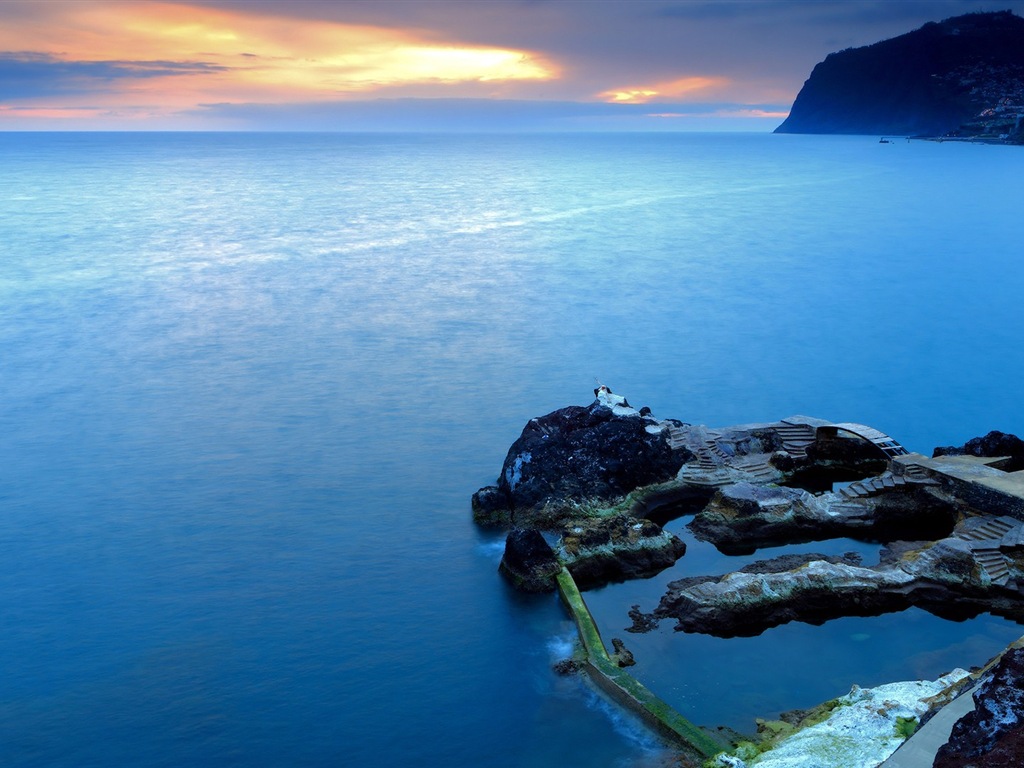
[879,688,975,767]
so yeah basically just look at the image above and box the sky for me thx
[2,0,1023,131]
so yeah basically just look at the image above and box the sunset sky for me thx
[2,0,1022,131]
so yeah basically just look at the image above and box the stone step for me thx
[679,469,733,487]
[839,472,907,499]
[706,443,731,459]
[829,502,867,515]
[842,482,870,498]
[903,465,931,480]
[974,547,1010,584]
[988,518,1016,535]
[740,466,777,481]
[775,424,815,457]
[962,518,1017,542]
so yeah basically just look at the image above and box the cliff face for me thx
[776,11,1024,137]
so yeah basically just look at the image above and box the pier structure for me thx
[554,568,723,761]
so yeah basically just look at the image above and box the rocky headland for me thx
[776,11,1024,142]
[474,389,1024,763]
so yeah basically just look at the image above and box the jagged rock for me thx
[688,483,838,554]
[610,637,635,667]
[552,658,583,676]
[471,485,512,527]
[655,558,914,637]
[804,435,888,474]
[497,528,560,593]
[872,487,960,541]
[558,514,686,590]
[472,394,689,527]
[653,535,1024,637]
[934,430,1024,471]
[934,648,1024,767]
[626,604,659,633]
[688,482,958,555]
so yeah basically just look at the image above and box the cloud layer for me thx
[2,0,1023,130]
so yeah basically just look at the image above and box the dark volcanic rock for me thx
[610,637,636,667]
[804,435,887,474]
[626,604,659,633]
[497,528,560,593]
[934,647,1024,768]
[934,430,1024,471]
[559,514,686,590]
[471,485,512,527]
[776,11,1024,136]
[473,398,688,527]
[872,486,959,541]
[552,658,583,675]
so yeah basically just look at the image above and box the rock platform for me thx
[473,390,1024,763]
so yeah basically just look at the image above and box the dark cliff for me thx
[776,11,1024,138]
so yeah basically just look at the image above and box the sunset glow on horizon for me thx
[599,76,732,104]
[2,0,1013,131]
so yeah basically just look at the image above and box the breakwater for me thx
[554,567,722,760]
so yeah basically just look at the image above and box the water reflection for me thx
[583,525,1023,733]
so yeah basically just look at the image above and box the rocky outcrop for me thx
[713,670,971,768]
[558,514,686,590]
[934,430,1024,471]
[496,514,685,592]
[688,482,958,555]
[472,389,689,528]
[497,528,560,593]
[653,527,1024,637]
[934,647,1024,767]
[775,11,1024,137]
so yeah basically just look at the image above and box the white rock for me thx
[748,669,970,768]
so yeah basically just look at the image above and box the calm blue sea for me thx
[2,132,1024,767]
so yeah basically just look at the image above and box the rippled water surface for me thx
[2,132,1024,767]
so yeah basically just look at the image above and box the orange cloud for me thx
[647,108,791,119]
[0,1,558,113]
[599,75,730,104]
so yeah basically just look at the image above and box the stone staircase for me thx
[679,440,734,487]
[665,425,688,451]
[839,471,907,499]
[901,463,933,481]
[775,422,816,458]
[974,547,1011,585]
[960,516,1016,542]
[960,517,1016,586]
[733,455,779,482]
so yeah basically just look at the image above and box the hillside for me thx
[775,11,1024,139]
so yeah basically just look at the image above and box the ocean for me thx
[1,132,1023,767]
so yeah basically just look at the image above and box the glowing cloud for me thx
[647,108,791,119]
[599,75,730,104]
[0,0,558,117]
